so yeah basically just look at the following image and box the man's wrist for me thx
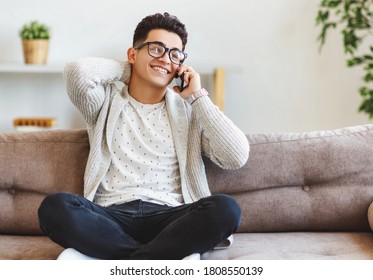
[187,88,209,104]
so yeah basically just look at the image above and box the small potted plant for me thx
[19,20,50,64]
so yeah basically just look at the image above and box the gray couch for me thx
[1,124,373,259]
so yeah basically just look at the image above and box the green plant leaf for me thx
[19,20,50,39]
[348,56,366,66]
[364,72,373,82]
[321,0,342,8]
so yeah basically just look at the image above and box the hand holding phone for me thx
[173,67,201,100]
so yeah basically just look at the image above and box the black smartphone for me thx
[174,72,185,92]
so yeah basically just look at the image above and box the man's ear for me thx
[127,48,136,64]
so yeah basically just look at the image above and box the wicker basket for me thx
[22,39,49,64]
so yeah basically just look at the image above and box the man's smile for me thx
[151,65,170,75]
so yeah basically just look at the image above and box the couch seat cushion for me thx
[0,235,64,260]
[202,232,373,260]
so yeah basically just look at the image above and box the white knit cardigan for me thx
[64,57,250,202]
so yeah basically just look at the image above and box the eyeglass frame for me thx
[134,41,188,65]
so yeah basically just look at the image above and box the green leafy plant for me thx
[316,0,373,117]
[19,20,50,40]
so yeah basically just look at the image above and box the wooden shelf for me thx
[0,62,226,110]
[0,62,64,74]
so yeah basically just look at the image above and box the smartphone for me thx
[174,72,186,92]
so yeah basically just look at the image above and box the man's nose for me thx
[158,51,171,64]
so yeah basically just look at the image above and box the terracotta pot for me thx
[22,39,49,64]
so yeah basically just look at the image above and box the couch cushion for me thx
[205,124,373,232]
[0,129,89,234]
[202,232,373,260]
[0,235,64,260]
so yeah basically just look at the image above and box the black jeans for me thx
[38,192,241,260]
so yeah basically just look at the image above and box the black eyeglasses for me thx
[134,41,187,65]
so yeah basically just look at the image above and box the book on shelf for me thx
[13,117,57,132]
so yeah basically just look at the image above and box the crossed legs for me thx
[38,192,241,259]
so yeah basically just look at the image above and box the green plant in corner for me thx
[316,0,373,118]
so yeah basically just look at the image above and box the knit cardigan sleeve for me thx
[64,57,131,126]
[191,95,250,170]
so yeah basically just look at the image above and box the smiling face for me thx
[128,29,183,91]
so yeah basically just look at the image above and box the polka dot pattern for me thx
[94,95,183,206]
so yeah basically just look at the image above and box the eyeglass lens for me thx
[148,43,185,64]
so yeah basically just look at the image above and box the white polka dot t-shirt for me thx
[94,94,183,207]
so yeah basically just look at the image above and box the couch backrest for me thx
[2,125,373,235]
[206,124,373,232]
[0,129,88,234]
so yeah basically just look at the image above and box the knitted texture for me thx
[64,57,249,202]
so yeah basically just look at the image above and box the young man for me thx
[38,12,249,260]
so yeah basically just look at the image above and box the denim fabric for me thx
[38,193,241,259]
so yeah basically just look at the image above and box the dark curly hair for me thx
[133,12,188,50]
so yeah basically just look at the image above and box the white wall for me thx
[0,0,371,133]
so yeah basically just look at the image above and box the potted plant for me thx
[316,0,373,118]
[19,20,50,64]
